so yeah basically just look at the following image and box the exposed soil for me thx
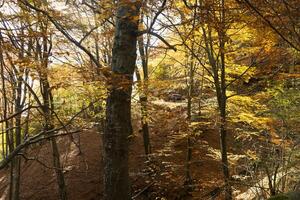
[0,100,242,200]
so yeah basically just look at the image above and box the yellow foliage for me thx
[228,94,273,130]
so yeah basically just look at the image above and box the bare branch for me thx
[19,0,103,68]
[0,105,40,123]
[138,30,176,51]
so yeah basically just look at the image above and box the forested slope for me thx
[0,0,299,200]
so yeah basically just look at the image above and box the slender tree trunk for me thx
[11,35,27,199]
[185,52,194,185]
[187,58,194,120]
[1,124,4,158]
[137,36,151,155]
[41,75,67,200]
[36,15,67,199]
[185,136,192,185]
[41,77,67,200]
[219,101,232,200]
[11,74,23,200]
[103,1,141,199]
[198,68,205,116]
[135,68,151,155]
[50,137,67,200]
[202,0,232,198]
[219,0,232,198]
[140,97,151,155]
[11,157,20,200]
[0,38,8,158]
[202,12,232,200]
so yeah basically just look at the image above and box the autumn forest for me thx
[0,0,299,200]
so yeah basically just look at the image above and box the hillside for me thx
[0,0,299,200]
[0,100,245,200]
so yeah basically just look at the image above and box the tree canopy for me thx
[0,0,299,200]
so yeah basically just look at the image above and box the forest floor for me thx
[0,98,249,200]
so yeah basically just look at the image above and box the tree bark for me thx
[201,3,232,198]
[135,68,151,155]
[11,73,23,200]
[103,1,141,200]
[37,14,67,199]
[40,74,67,200]
[137,36,151,155]
[219,1,232,198]
[185,50,195,185]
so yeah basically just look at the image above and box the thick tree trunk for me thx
[103,1,141,200]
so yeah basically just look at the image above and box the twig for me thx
[131,181,155,199]
[18,153,61,170]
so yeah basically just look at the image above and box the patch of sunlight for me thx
[151,99,186,109]
[206,147,246,165]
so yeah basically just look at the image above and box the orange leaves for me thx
[13,57,37,69]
